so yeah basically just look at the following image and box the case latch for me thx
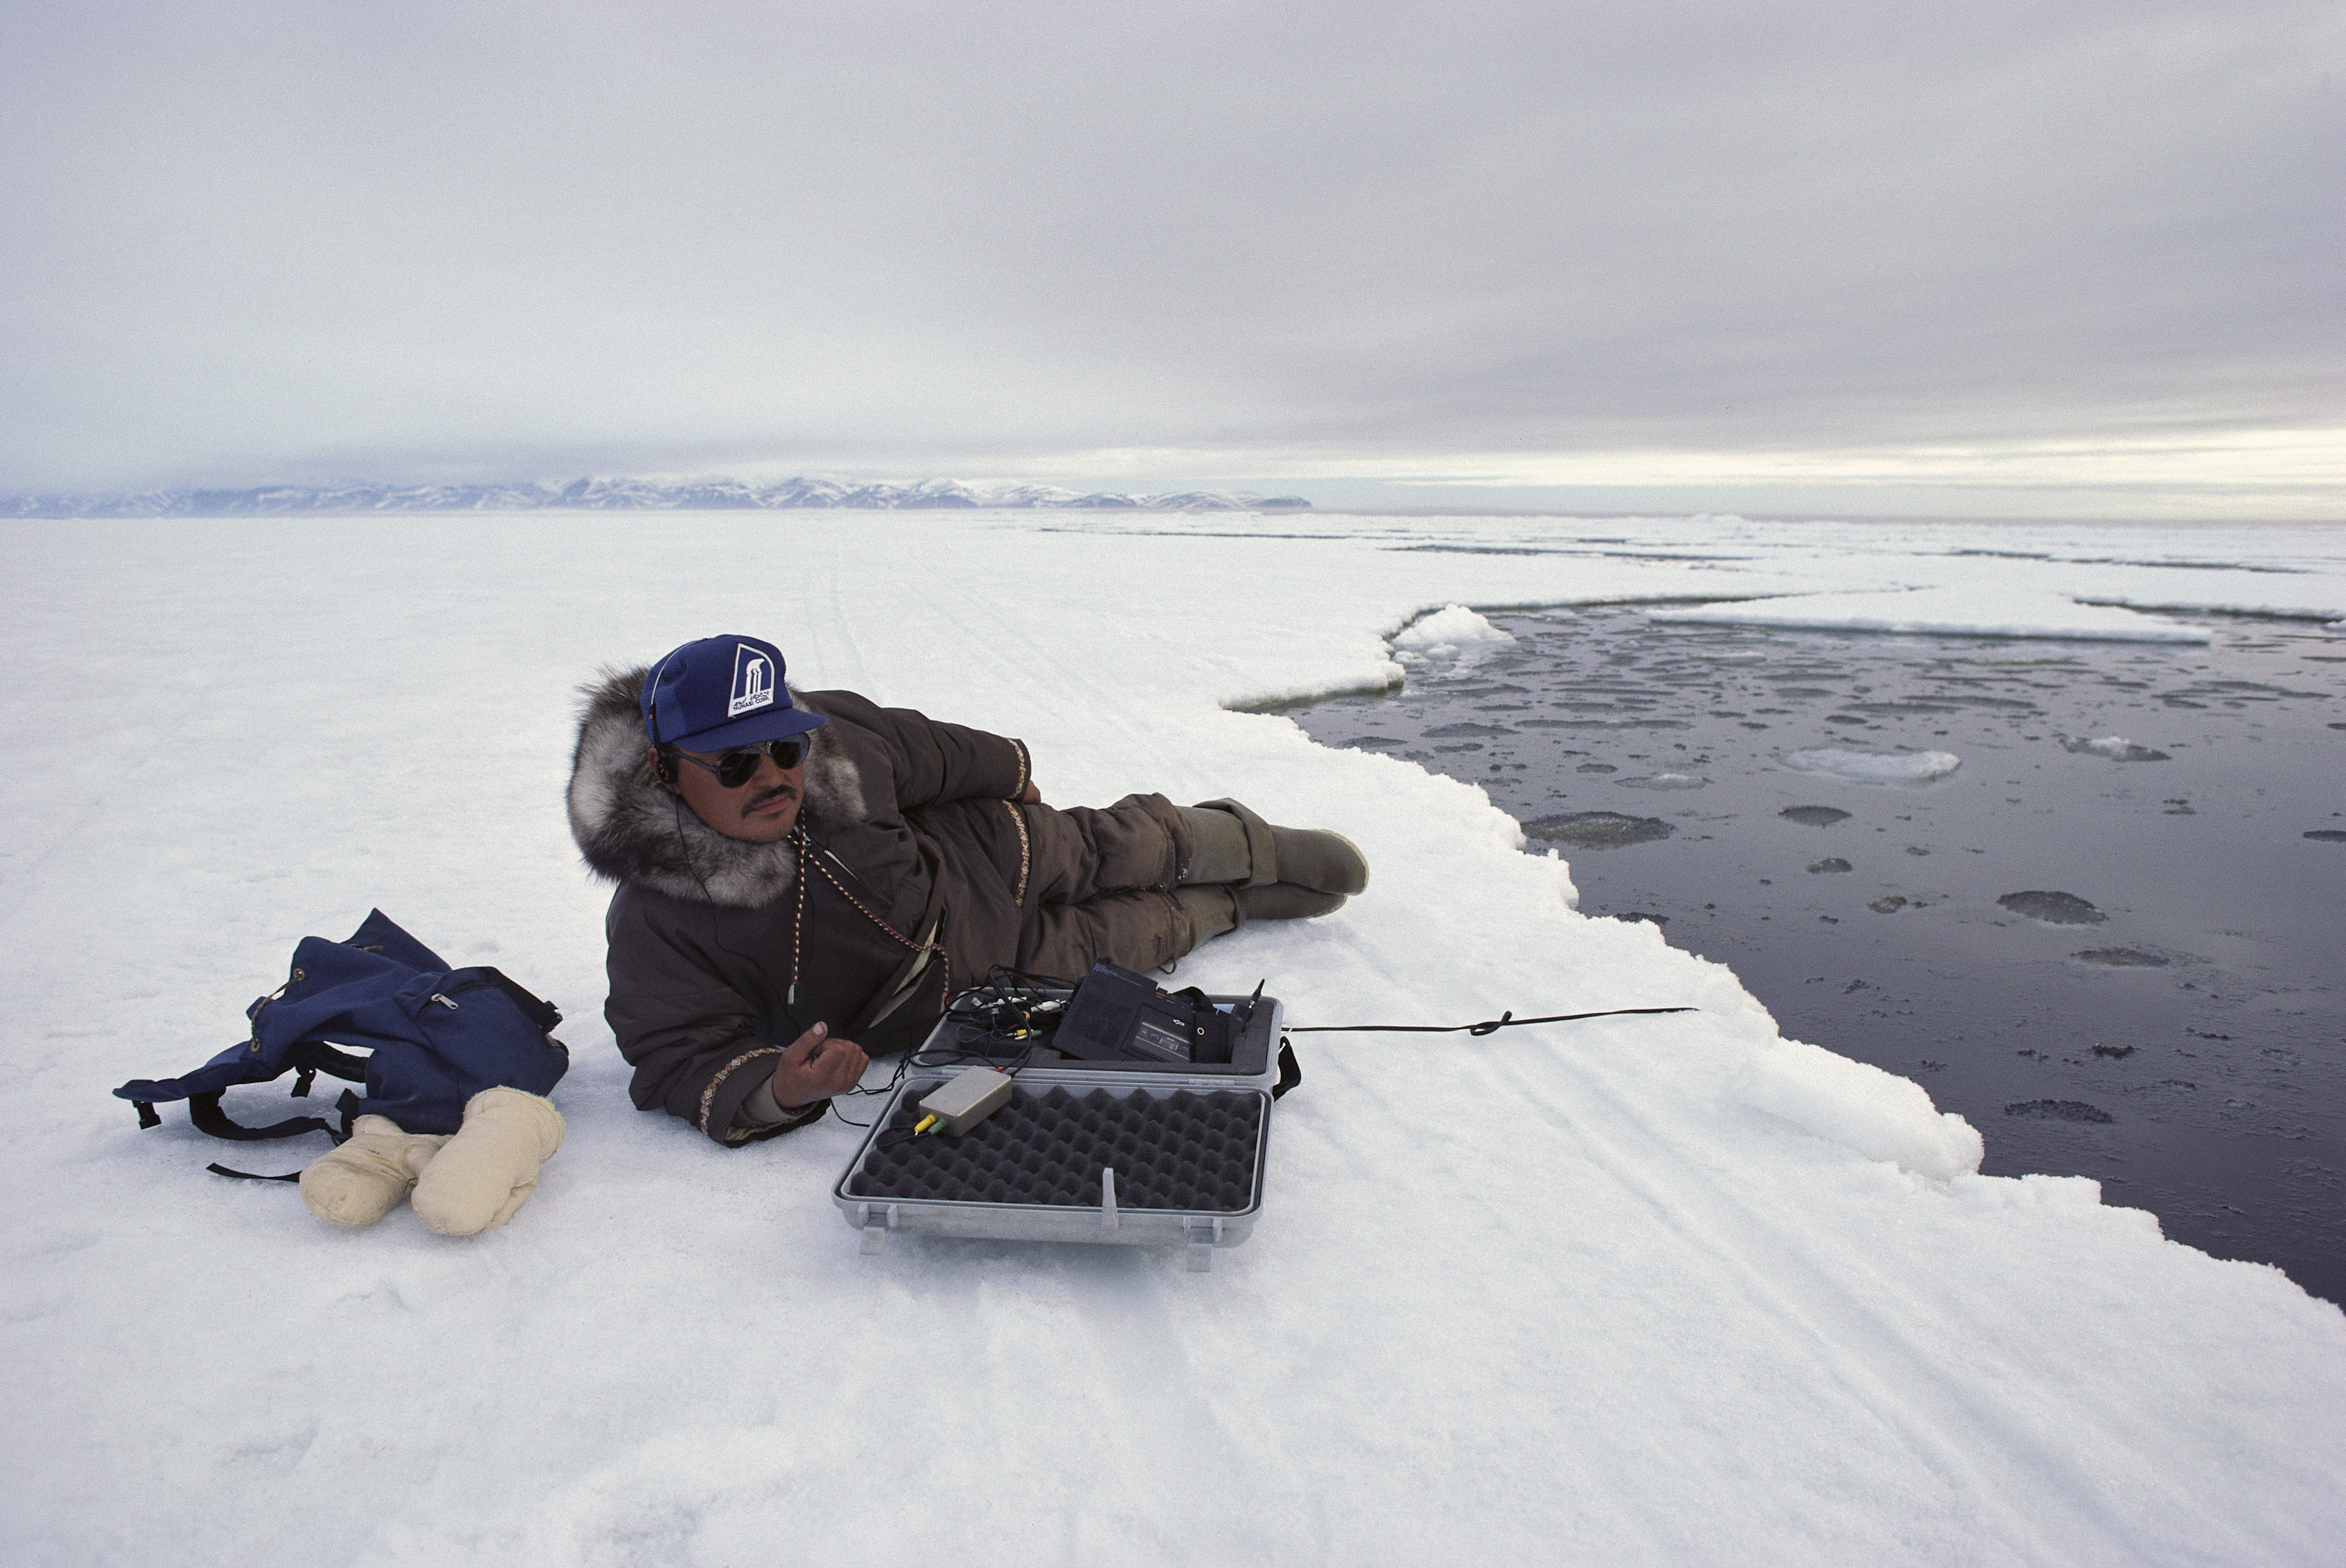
[1184,1217,1225,1272]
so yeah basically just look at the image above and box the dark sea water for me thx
[1277,604,2346,1303]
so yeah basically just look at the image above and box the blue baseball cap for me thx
[639,635,828,752]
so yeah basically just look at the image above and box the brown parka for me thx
[565,670,1197,1144]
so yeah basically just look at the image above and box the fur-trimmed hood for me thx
[565,668,865,908]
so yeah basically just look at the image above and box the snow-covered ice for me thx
[1780,747,1965,783]
[3,510,2343,1566]
[1650,587,2212,641]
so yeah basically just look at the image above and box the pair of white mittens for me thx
[299,1087,565,1235]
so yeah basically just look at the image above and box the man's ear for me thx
[647,746,679,791]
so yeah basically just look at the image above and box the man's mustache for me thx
[744,783,797,814]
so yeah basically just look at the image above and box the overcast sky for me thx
[3,1,2339,517]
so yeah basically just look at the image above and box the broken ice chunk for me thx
[1998,891,2109,925]
[2061,735,2171,761]
[1522,812,1676,849]
[1392,605,1515,665]
[2004,1099,2115,1123]
[1781,748,1961,783]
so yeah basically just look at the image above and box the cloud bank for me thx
[2,1,2339,515]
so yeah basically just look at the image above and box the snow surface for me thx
[3,511,2343,1566]
[1781,748,1966,784]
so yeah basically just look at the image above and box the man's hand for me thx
[1019,782,1042,804]
[770,1022,868,1108]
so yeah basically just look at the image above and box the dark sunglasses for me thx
[671,736,810,788]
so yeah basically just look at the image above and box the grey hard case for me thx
[831,1068,1274,1272]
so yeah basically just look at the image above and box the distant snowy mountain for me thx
[1,477,1311,517]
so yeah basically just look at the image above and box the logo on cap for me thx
[728,643,776,717]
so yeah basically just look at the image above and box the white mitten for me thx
[410,1087,566,1236]
[299,1115,451,1228]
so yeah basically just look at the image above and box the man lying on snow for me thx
[565,634,1368,1146]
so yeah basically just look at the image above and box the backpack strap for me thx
[185,1091,336,1142]
[299,1042,372,1084]
[206,1163,303,1183]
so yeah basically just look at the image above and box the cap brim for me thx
[671,705,827,753]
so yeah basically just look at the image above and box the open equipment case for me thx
[832,964,1290,1272]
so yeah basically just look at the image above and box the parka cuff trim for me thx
[699,1046,782,1143]
[741,1072,831,1130]
[1004,798,1032,907]
[1009,738,1030,801]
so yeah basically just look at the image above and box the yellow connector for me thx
[914,1113,939,1135]
[918,1066,1016,1135]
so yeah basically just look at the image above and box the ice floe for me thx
[1781,747,1963,782]
[1650,587,2212,641]
[1998,890,2111,924]
[1521,810,1678,848]
[2062,735,2172,761]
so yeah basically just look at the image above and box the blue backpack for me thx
[115,910,570,1148]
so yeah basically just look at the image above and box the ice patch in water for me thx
[1998,890,2109,925]
[1392,604,1514,665]
[1781,748,1961,783]
[1619,772,1707,790]
[1521,811,1676,849]
[1781,805,1852,827]
[2005,1099,2116,1124]
[2074,948,2170,967]
[2062,735,2171,762]
[2305,829,2346,843]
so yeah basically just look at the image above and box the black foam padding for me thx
[846,1084,1264,1213]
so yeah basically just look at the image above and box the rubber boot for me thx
[410,1087,566,1237]
[1245,884,1348,920]
[1180,799,1369,895]
[1179,883,1348,947]
[1179,885,1240,945]
[299,1115,450,1228]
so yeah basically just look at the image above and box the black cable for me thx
[823,1050,915,1128]
[831,981,1695,1144]
[821,967,1060,1127]
[1287,1006,1695,1037]
[853,971,1062,1144]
